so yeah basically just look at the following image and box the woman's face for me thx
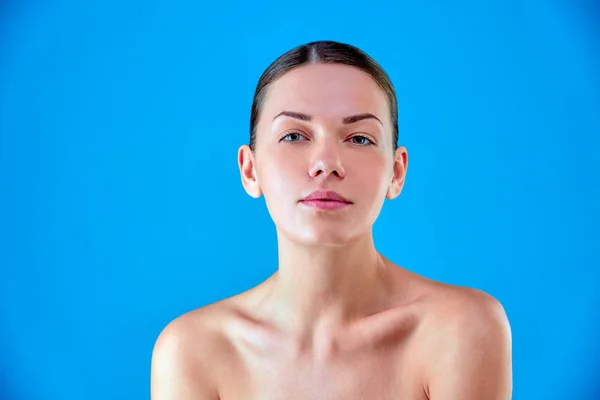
[241,63,407,246]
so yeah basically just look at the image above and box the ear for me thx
[386,146,408,200]
[238,145,262,198]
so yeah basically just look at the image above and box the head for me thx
[238,40,408,246]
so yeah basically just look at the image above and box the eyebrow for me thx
[273,111,383,126]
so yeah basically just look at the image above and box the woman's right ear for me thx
[238,145,262,198]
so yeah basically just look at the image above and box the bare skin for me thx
[151,63,512,399]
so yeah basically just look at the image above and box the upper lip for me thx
[301,190,352,203]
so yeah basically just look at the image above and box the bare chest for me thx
[217,342,427,400]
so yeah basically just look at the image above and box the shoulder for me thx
[150,302,236,399]
[389,263,510,332]
[152,304,227,359]
[418,284,512,399]
[417,283,512,355]
[426,284,510,332]
[386,261,511,342]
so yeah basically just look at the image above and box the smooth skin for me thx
[151,63,512,399]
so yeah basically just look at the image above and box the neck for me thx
[260,231,393,341]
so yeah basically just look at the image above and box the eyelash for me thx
[280,131,376,147]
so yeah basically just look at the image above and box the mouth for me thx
[301,190,351,203]
[299,190,352,210]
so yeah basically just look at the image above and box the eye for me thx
[280,131,307,143]
[349,135,375,146]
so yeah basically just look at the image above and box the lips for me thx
[300,190,352,203]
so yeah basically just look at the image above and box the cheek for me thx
[257,151,304,200]
[256,154,307,230]
[351,155,390,189]
[349,156,392,221]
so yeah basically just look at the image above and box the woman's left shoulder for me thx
[417,280,511,343]
[414,282,513,399]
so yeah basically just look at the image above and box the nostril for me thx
[310,166,343,178]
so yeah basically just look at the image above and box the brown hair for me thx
[249,40,399,152]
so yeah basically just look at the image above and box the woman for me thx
[151,40,512,399]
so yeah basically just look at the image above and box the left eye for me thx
[349,135,373,146]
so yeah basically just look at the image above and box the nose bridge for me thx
[309,127,344,177]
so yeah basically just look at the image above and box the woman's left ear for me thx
[386,146,408,200]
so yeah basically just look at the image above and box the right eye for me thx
[280,131,307,143]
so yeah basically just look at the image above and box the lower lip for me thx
[300,200,351,210]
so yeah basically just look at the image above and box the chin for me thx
[287,226,366,247]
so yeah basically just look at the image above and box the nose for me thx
[307,139,345,179]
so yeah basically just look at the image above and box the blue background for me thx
[1,0,599,399]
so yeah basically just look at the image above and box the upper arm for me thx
[151,319,221,400]
[426,291,512,400]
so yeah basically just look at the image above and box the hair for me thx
[249,40,399,153]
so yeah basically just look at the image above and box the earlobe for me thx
[386,182,402,200]
[238,145,262,198]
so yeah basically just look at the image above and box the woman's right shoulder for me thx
[150,299,239,399]
[154,282,267,345]
[154,298,237,353]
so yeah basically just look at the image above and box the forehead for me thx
[261,63,389,123]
